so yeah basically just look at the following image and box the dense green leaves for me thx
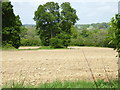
[2,2,22,48]
[34,2,79,47]
[20,26,41,46]
[76,22,109,30]
[50,37,63,48]
[3,1,117,50]
[61,2,79,25]
[109,14,120,53]
[34,2,61,46]
[107,14,120,61]
[70,28,109,47]
[50,32,71,48]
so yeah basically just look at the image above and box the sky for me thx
[10,0,119,25]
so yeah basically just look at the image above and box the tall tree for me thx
[34,2,79,47]
[2,1,22,48]
[109,14,120,82]
[60,2,79,34]
[109,14,120,55]
[34,2,60,46]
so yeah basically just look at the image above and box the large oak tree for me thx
[34,2,79,47]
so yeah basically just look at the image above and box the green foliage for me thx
[96,80,118,88]
[19,26,28,37]
[2,80,25,88]
[2,43,13,48]
[34,2,60,46]
[2,80,118,88]
[70,25,79,38]
[20,38,41,46]
[39,46,52,49]
[2,43,16,50]
[20,25,41,46]
[86,29,108,47]
[2,27,21,48]
[60,2,79,33]
[70,26,109,47]
[34,2,79,47]
[50,32,71,48]
[109,14,120,53]
[50,37,64,48]
[76,22,109,31]
[69,23,113,47]
[2,2,22,49]
[57,32,71,48]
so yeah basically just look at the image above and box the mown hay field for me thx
[1,47,118,85]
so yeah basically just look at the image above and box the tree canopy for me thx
[34,2,79,47]
[109,14,120,55]
[2,1,22,48]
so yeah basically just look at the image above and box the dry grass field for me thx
[1,47,118,85]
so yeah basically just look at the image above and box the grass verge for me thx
[1,46,113,51]
[2,80,118,88]
[18,46,69,51]
[0,47,17,51]
[1,46,69,51]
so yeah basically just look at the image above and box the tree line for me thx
[2,2,22,48]
[1,1,120,51]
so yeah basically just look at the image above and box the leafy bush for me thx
[20,38,41,46]
[70,38,85,46]
[50,37,64,48]
[57,32,71,48]
[2,43,13,48]
[70,28,111,47]
[20,26,42,46]
[2,43,16,50]
[108,14,120,52]
[50,32,71,48]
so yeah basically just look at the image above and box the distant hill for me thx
[75,22,109,30]
[23,24,35,28]
[23,22,110,30]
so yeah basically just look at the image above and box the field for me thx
[1,46,118,87]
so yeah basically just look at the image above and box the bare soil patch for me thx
[1,47,118,85]
[18,46,40,49]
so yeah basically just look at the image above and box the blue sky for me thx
[10,0,119,24]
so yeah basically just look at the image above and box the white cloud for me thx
[97,6,116,12]
[10,0,118,24]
